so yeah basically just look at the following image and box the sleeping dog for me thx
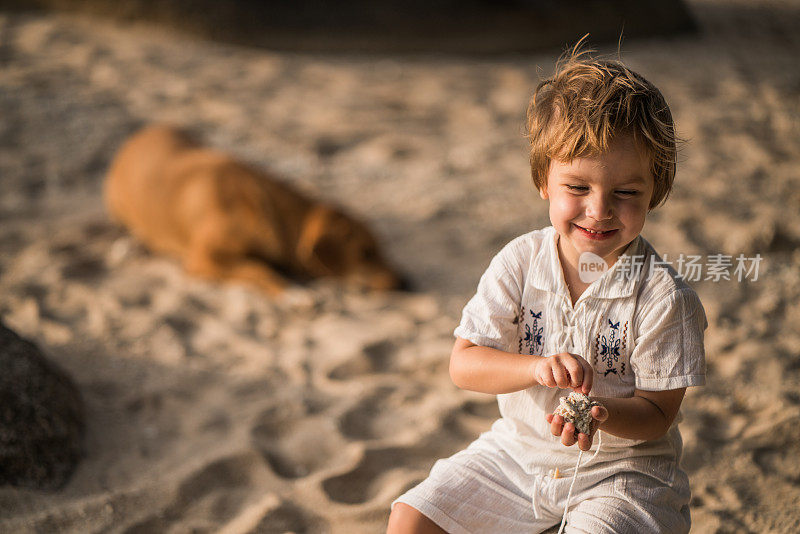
[105,125,404,296]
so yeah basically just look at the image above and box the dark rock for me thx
[0,321,84,490]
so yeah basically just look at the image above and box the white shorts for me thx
[392,433,691,534]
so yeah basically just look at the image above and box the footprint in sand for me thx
[323,409,478,504]
[327,339,398,380]
[338,384,429,441]
[162,314,197,337]
[247,501,320,534]
[753,445,800,483]
[51,221,123,281]
[122,452,266,533]
[61,256,107,281]
[322,446,416,505]
[752,418,800,484]
[251,403,345,479]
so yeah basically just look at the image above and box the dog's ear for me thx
[296,206,347,275]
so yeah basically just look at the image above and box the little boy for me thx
[387,48,707,534]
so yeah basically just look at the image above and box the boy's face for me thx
[540,134,654,269]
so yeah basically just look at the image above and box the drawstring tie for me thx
[556,431,603,534]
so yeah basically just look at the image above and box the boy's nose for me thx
[585,194,613,220]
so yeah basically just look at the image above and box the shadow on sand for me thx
[2,0,697,54]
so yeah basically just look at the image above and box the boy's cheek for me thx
[549,200,580,222]
[550,194,578,209]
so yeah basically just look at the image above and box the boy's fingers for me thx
[550,414,564,436]
[592,405,608,422]
[551,364,569,388]
[561,423,576,446]
[564,358,583,388]
[580,359,594,393]
[577,432,592,451]
[541,372,556,388]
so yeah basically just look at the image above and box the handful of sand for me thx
[553,392,602,437]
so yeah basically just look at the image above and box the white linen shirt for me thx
[454,226,707,477]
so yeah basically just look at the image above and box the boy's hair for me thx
[526,43,678,209]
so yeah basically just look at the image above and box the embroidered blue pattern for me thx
[518,307,544,355]
[595,319,628,376]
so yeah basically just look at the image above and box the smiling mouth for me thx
[574,224,618,239]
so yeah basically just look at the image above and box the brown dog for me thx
[105,125,404,296]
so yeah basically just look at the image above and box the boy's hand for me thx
[546,405,609,451]
[532,352,593,394]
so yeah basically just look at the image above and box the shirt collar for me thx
[529,226,645,301]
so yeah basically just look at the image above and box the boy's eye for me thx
[566,185,589,192]
[615,190,639,196]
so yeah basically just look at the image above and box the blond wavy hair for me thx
[526,43,678,208]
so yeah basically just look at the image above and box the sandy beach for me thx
[1,0,799,531]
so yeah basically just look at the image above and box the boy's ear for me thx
[539,186,549,200]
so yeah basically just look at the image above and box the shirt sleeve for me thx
[630,287,707,391]
[453,241,524,352]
